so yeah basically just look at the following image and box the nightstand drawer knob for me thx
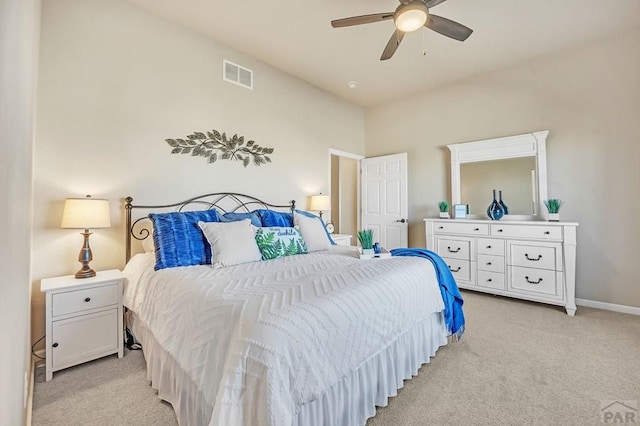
[52,343,59,348]
[84,297,91,302]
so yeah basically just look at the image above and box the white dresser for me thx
[424,219,578,315]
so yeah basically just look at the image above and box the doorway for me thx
[329,149,363,238]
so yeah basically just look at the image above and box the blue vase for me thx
[487,189,505,220]
[498,190,509,215]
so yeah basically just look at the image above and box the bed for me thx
[122,192,463,426]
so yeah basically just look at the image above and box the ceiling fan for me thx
[331,0,472,61]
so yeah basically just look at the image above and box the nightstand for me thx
[40,269,124,381]
[332,234,352,246]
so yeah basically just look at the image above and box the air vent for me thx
[223,59,253,89]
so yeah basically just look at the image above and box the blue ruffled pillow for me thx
[255,209,294,227]
[295,209,336,245]
[219,211,261,227]
[150,209,220,270]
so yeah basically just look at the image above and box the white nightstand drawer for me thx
[52,282,120,317]
[477,254,505,273]
[437,238,471,260]
[477,238,505,256]
[510,266,560,298]
[510,244,558,271]
[51,309,119,370]
[477,270,505,291]
[434,221,489,235]
[332,234,352,246]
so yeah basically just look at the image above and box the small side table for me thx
[332,234,353,246]
[40,269,124,381]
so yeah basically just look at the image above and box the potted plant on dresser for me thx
[544,198,563,221]
[438,201,450,219]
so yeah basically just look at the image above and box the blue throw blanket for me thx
[391,248,465,340]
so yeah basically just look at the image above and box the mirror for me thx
[448,131,549,220]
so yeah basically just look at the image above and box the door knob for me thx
[395,218,407,223]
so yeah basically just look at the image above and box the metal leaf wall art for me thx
[166,129,274,167]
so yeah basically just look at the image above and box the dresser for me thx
[41,269,124,380]
[424,219,578,316]
[332,233,352,246]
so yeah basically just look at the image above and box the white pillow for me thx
[294,212,332,252]
[198,219,262,268]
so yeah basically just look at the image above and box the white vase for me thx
[548,212,560,222]
[439,212,450,219]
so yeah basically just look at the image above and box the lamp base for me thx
[75,266,96,279]
[74,230,96,279]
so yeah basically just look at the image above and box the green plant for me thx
[543,199,563,213]
[438,201,449,213]
[357,229,374,249]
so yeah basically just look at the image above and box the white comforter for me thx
[123,247,445,426]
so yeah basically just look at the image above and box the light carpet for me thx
[33,291,640,425]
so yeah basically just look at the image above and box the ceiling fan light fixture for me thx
[394,2,428,32]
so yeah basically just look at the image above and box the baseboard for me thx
[575,298,640,316]
[25,357,36,426]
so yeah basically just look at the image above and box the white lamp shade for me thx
[61,197,111,229]
[309,194,331,212]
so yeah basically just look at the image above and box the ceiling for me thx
[125,0,640,107]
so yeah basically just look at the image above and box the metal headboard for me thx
[125,192,296,262]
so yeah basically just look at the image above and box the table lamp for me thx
[61,195,111,279]
[309,194,331,220]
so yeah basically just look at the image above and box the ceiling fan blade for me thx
[380,29,405,61]
[425,14,473,41]
[331,13,393,28]
[425,0,448,8]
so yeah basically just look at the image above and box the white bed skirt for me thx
[130,311,448,426]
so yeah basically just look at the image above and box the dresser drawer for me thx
[477,270,505,291]
[509,243,559,271]
[477,254,505,273]
[477,238,505,256]
[437,238,471,260]
[510,266,560,298]
[52,283,120,317]
[442,258,471,282]
[490,224,562,240]
[434,221,489,236]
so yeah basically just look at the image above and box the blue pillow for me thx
[150,209,220,270]
[256,209,294,227]
[219,211,261,227]
[295,209,336,245]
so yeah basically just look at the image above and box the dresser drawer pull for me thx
[497,229,503,232]
[84,297,91,302]
[524,254,542,261]
[474,228,480,231]
[544,231,550,235]
[487,278,492,282]
[486,245,492,249]
[438,226,444,229]
[448,266,461,272]
[486,262,492,265]
[525,276,543,284]
[447,246,461,253]
[52,343,59,348]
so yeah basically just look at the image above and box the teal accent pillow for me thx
[150,209,221,270]
[255,227,308,260]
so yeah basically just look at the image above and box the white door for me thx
[361,153,408,249]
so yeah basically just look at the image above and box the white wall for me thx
[0,0,40,423]
[32,0,364,347]
[366,28,640,307]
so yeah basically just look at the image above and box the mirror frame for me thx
[448,130,549,220]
